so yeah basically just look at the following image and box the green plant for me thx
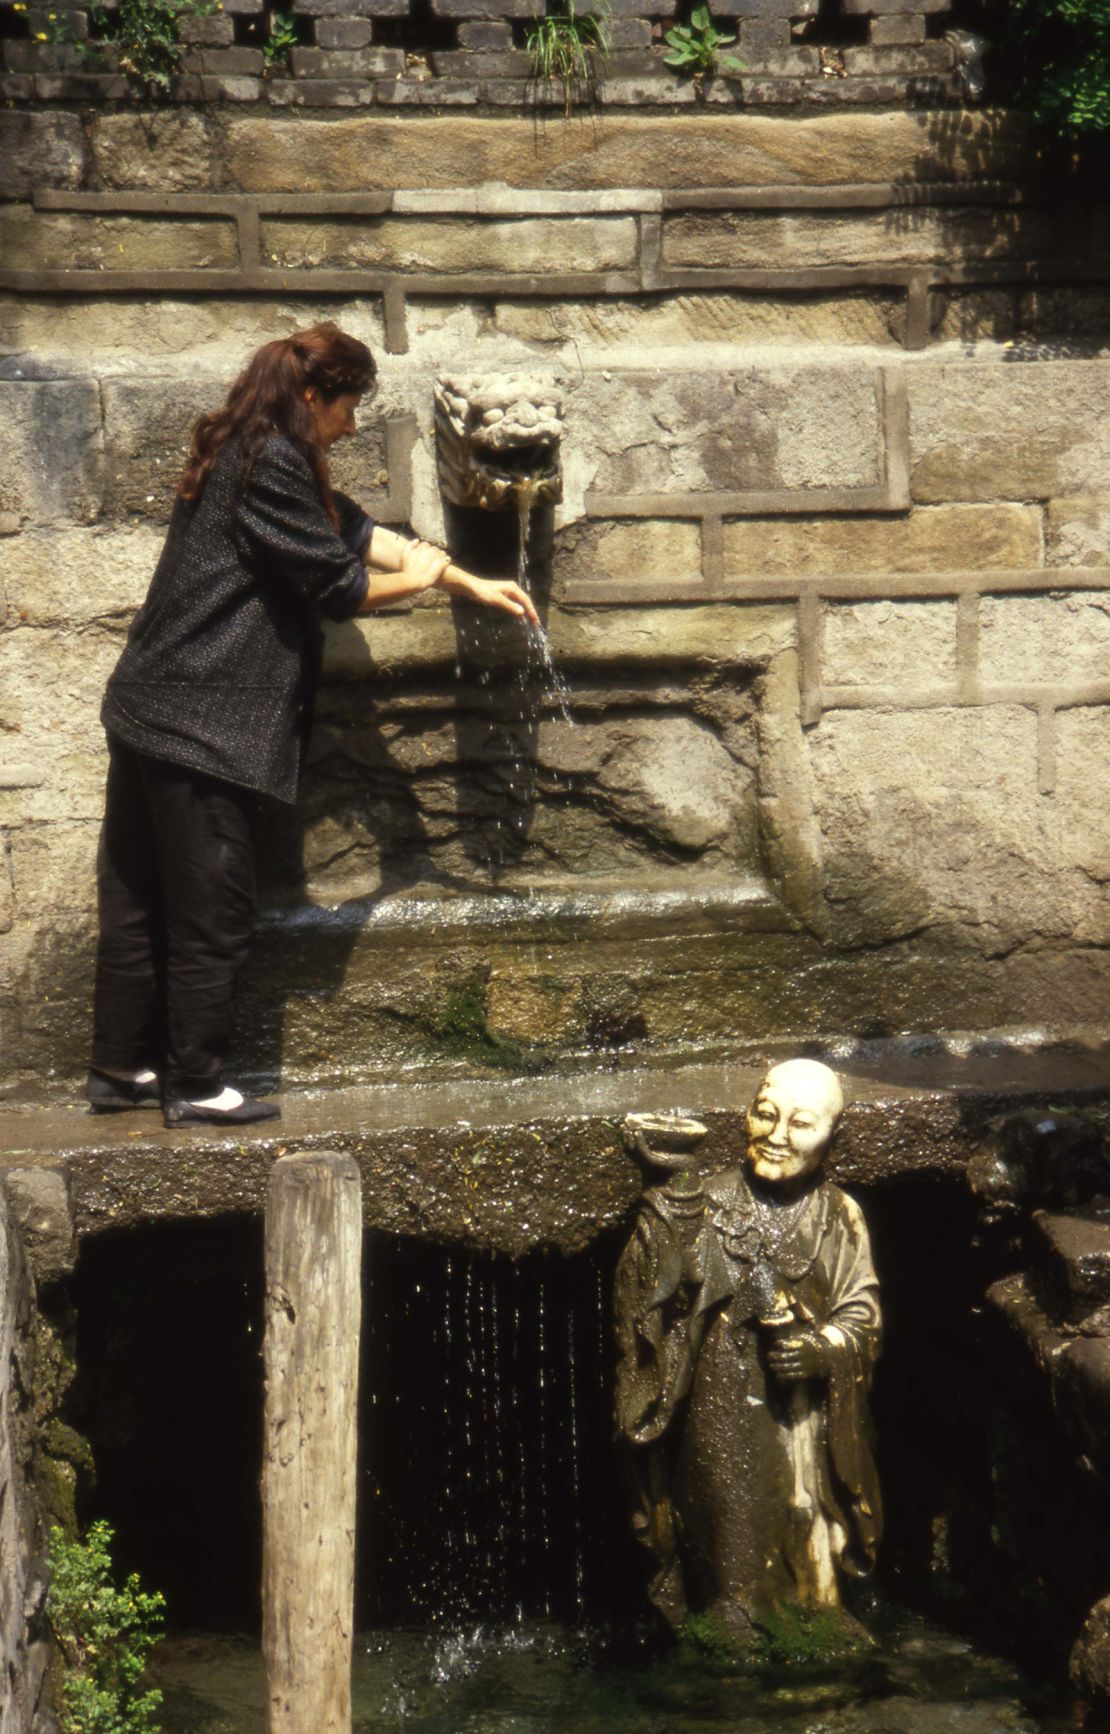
[663,3,742,85]
[1008,0,1110,138]
[526,0,612,114]
[87,0,216,91]
[48,1521,165,1734]
[263,6,297,68]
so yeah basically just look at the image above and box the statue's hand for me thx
[767,1329,831,1382]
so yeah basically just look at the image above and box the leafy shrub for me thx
[1009,0,1110,137]
[48,1521,165,1734]
[87,0,217,91]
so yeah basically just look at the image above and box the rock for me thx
[822,599,957,690]
[91,111,216,191]
[2,1166,76,1283]
[967,1109,1110,1219]
[0,111,86,200]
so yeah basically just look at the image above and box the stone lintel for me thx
[585,483,899,518]
[557,567,1110,606]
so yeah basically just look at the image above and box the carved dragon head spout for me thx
[434,373,565,511]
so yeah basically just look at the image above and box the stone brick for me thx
[822,598,957,688]
[178,10,234,42]
[261,213,638,273]
[3,41,85,71]
[430,0,534,15]
[662,204,1056,271]
[0,382,102,529]
[554,519,702,583]
[0,111,86,200]
[486,289,902,348]
[0,295,385,375]
[315,17,375,46]
[290,45,404,75]
[180,47,264,74]
[808,705,1107,950]
[266,77,378,105]
[3,527,161,627]
[430,48,531,75]
[740,17,791,47]
[458,18,512,42]
[223,110,1034,194]
[293,0,405,13]
[91,110,213,193]
[1046,497,1110,568]
[608,18,653,44]
[1056,707,1110,918]
[842,40,952,73]
[582,366,883,495]
[979,593,1110,687]
[910,361,1110,504]
[722,504,1043,577]
[374,77,481,104]
[0,205,236,272]
[870,14,926,42]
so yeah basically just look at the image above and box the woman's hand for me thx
[447,571,540,625]
[400,539,450,590]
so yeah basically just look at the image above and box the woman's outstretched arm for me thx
[361,526,539,624]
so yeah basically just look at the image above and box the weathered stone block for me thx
[178,10,234,42]
[431,0,535,16]
[0,110,86,199]
[809,705,1055,947]
[0,381,102,529]
[90,111,215,191]
[842,40,952,72]
[0,295,385,375]
[261,213,637,273]
[458,17,512,43]
[100,378,229,522]
[293,0,405,13]
[1033,1211,1110,1326]
[1046,496,1110,568]
[290,45,404,75]
[486,289,901,348]
[430,48,531,75]
[0,204,237,272]
[9,822,98,919]
[979,593,1110,687]
[1056,708,1110,913]
[0,628,119,820]
[582,366,883,495]
[740,17,791,47]
[315,17,375,47]
[180,46,264,73]
[3,1165,76,1282]
[910,362,1110,504]
[374,77,483,104]
[722,504,1042,576]
[3,527,162,626]
[223,111,1034,194]
[266,76,377,105]
[822,598,957,688]
[554,519,702,582]
[662,204,1056,271]
[870,14,926,42]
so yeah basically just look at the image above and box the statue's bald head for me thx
[746,1058,843,1187]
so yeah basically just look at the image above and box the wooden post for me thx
[262,1152,362,1734]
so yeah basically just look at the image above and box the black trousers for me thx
[90,739,258,1100]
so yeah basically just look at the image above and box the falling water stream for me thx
[132,1232,1083,1732]
[516,484,574,727]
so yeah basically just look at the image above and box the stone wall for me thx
[0,1186,53,1734]
[0,0,964,109]
[2,107,1109,1096]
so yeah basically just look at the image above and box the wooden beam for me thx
[262,1151,362,1734]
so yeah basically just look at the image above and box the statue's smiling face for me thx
[745,1060,842,1186]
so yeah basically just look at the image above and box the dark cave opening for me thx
[66,1173,1110,1662]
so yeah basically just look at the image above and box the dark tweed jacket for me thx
[103,435,374,803]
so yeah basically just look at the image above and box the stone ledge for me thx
[2,1039,1106,1252]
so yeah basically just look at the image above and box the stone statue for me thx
[614,1061,882,1648]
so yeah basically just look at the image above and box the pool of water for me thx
[152,1613,1080,1733]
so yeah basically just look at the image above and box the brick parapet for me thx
[0,0,962,105]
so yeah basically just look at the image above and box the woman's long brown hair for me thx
[179,322,377,523]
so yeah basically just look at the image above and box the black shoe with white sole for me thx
[163,1096,281,1128]
[86,1069,161,1113]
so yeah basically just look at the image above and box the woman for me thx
[87,322,537,1128]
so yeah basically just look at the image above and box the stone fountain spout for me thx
[434,372,565,511]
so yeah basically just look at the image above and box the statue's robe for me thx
[614,1167,881,1637]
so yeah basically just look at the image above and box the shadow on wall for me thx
[899,104,1110,352]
